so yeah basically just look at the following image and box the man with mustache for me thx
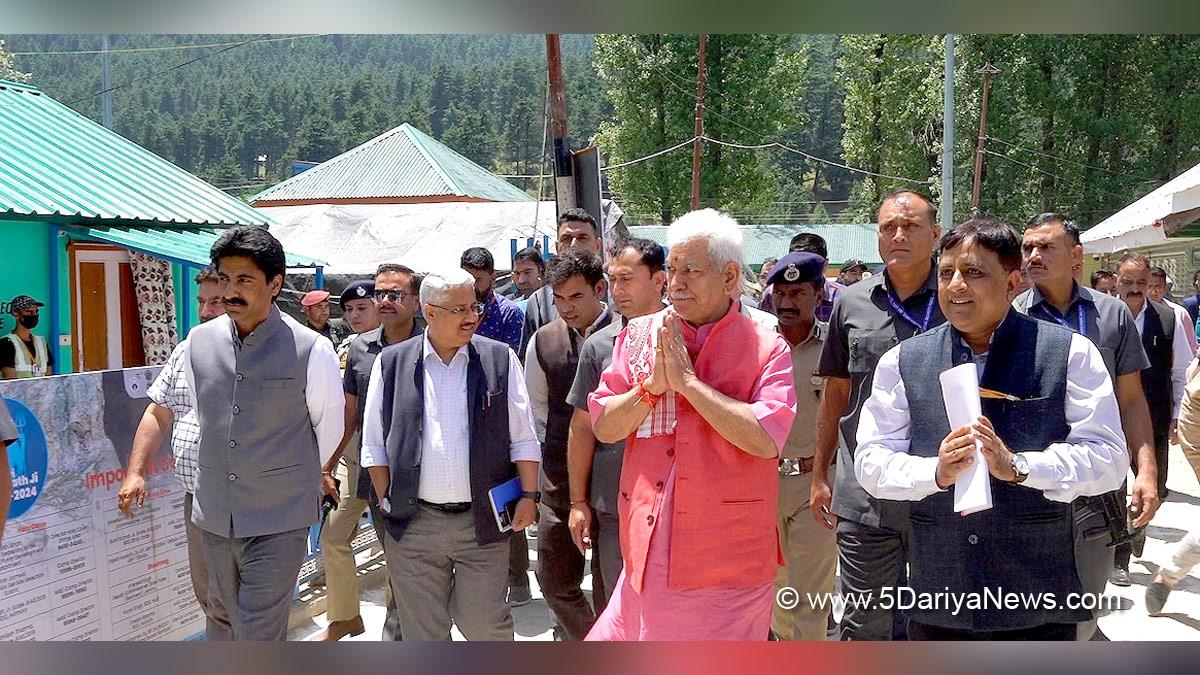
[813,189,944,640]
[1148,267,1197,356]
[187,227,345,640]
[117,266,227,634]
[1114,251,1191,585]
[1015,212,1158,638]
[361,268,541,640]
[1,295,53,379]
[313,269,418,641]
[585,209,796,641]
[855,218,1127,639]
[767,251,836,641]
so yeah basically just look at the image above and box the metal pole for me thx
[941,34,955,229]
[971,62,1001,213]
[545,34,576,217]
[691,34,707,211]
[101,34,113,130]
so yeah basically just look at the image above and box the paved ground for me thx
[288,442,1200,641]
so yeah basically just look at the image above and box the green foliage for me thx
[0,39,31,82]
[1,34,602,191]
[595,34,809,224]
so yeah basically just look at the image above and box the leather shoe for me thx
[310,615,365,641]
[1110,567,1131,587]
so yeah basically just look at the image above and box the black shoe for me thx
[507,585,532,607]
[1110,567,1132,587]
[1146,581,1171,616]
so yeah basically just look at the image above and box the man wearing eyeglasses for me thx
[362,268,541,641]
[314,263,425,640]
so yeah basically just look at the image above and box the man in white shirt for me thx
[362,269,540,641]
[186,227,345,641]
[855,219,1127,639]
[1115,252,1191,582]
[1148,266,1197,356]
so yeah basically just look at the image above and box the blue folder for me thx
[487,476,523,533]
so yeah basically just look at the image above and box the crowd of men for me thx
[0,193,1184,641]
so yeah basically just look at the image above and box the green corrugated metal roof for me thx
[627,223,882,269]
[62,225,325,269]
[0,79,271,227]
[251,123,534,205]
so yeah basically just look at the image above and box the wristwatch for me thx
[1009,453,1030,484]
[520,490,542,503]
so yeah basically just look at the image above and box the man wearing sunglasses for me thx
[314,263,425,640]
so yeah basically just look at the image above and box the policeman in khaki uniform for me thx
[768,252,835,641]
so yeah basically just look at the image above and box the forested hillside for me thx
[5,34,1200,227]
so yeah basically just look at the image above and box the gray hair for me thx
[667,208,745,270]
[420,268,476,307]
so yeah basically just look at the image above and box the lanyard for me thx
[1036,303,1087,336]
[886,290,936,333]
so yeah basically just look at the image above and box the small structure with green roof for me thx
[0,78,324,373]
[251,122,535,207]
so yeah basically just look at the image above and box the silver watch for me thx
[1010,453,1030,483]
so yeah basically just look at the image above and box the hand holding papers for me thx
[938,363,994,515]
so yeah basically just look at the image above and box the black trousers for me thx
[536,502,596,640]
[509,528,531,589]
[1116,429,1169,570]
[909,620,1076,641]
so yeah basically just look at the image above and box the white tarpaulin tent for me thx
[1081,162,1200,254]
[263,200,624,275]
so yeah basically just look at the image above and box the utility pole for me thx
[691,34,707,211]
[545,34,576,217]
[941,34,955,230]
[100,34,113,130]
[971,62,1001,213]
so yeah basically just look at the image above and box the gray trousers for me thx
[591,509,622,615]
[384,505,513,641]
[836,518,908,641]
[367,502,403,640]
[200,526,309,641]
[183,493,230,637]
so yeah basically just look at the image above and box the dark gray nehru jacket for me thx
[188,307,323,538]
[898,312,1090,631]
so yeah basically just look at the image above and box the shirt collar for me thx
[229,306,281,349]
[873,262,937,300]
[422,330,468,367]
[777,320,825,348]
[1028,281,1092,314]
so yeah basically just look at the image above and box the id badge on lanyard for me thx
[887,291,936,334]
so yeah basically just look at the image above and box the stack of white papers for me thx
[939,363,993,515]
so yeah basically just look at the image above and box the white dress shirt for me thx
[854,332,1128,504]
[360,332,541,503]
[1133,302,1191,417]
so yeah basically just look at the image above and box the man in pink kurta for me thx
[585,209,797,641]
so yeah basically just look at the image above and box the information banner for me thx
[0,368,204,641]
